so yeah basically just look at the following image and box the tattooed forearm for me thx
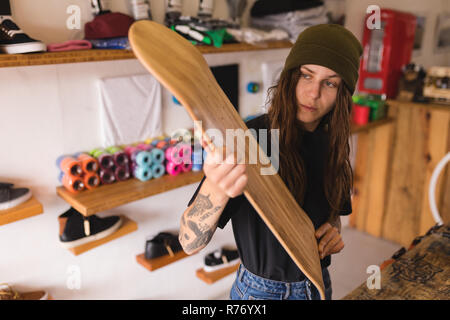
[187,194,213,218]
[185,220,215,252]
[180,184,230,254]
[199,206,222,221]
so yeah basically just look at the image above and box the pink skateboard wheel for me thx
[165,143,192,165]
[166,161,182,176]
[181,163,193,172]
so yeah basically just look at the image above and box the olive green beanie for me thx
[282,24,363,94]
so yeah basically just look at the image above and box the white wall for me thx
[0,1,292,299]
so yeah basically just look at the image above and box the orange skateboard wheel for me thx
[58,156,82,177]
[77,153,99,173]
[62,173,85,193]
[83,172,100,190]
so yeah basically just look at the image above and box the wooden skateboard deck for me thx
[129,20,325,299]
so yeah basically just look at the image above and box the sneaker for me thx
[0,284,48,300]
[145,232,183,259]
[0,17,47,54]
[0,183,32,210]
[58,207,122,248]
[203,246,240,272]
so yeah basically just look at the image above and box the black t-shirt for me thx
[187,114,352,282]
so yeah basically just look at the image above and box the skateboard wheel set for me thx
[164,142,193,176]
[125,145,157,182]
[90,149,115,170]
[57,154,100,193]
[92,147,131,183]
[57,130,204,192]
[105,146,130,168]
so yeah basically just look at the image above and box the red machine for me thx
[358,9,417,98]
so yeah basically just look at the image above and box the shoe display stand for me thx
[196,263,240,284]
[56,171,204,216]
[0,197,43,226]
[67,215,137,256]
[0,41,293,68]
[136,250,191,272]
[56,170,202,256]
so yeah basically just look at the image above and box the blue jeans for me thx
[230,264,332,300]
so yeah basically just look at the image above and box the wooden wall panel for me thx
[419,109,450,234]
[350,122,394,238]
[364,122,394,237]
[350,132,369,229]
[382,106,427,246]
[351,101,449,247]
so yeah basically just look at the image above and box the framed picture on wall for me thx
[434,12,450,53]
[412,15,426,57]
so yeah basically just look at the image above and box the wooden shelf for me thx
[56,170,204,216]
[351,117,395,134]
[0,40,292,68]
[196,263,240,284]
[0,197,43,226]
[136,250,190,272]
[67,215,137,256]
[387,99,449,112]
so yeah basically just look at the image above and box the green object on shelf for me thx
[89,148,105,158]
[105,146,122,154]
[205,28,227,48]
[352,94,387,121]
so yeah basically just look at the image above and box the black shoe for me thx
[0,17,46,54]
[0,183,32,210]
[203,246,240,272]
[58,207,122,248]
[145,232,183,259]
[0,182,14,189]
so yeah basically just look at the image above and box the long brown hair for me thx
[266,67,353,221]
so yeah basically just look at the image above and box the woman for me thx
[179,24,363,300]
